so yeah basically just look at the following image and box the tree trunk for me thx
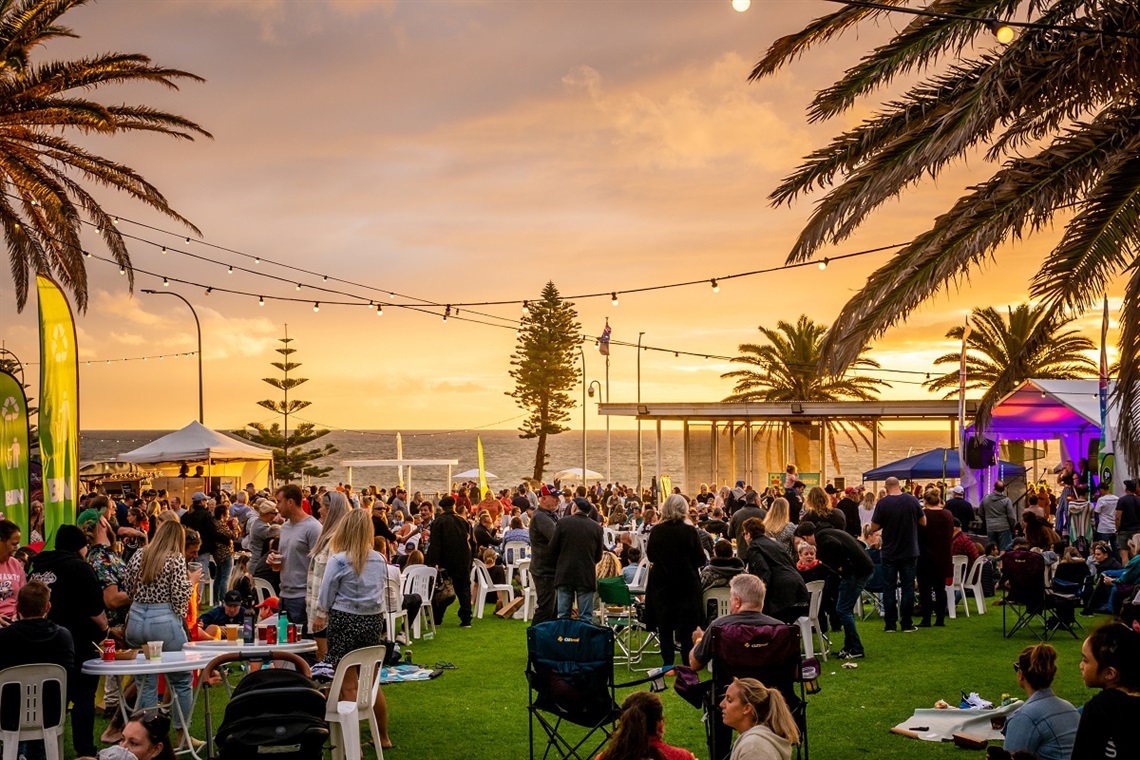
[533,433,548,482]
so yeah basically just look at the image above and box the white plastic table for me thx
[82,651,212,758]
[183,639,316,656]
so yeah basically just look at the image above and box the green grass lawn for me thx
[74,601,1110,759]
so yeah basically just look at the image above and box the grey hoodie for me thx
[980,491,1016,532]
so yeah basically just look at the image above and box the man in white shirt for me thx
[1094,482,1120,559]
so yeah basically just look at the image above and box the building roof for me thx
[598,399,975,422]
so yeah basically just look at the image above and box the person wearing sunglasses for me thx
[119,709,175,760]
[999,643,1079,760]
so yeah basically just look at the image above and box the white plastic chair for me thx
[602,527,617,550]
[0,663,67,760]
[470,563,514,619]
[253,577,275,606]
[946,555,970,619]
[964,556,988,615]
[797,580,830,661]
[400,565,437,639]
[702,587,732,622]
[503,541,530,586]
[520,562,537,622]
[383,567,410,643]
[627,557,650,594]
[325,644,387,760]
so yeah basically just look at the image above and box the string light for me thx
[313,301,320,313]
[711,278,719,293]
[162,277,169,286]
[259,295,264,306]
[205,287,212,295]
[227,266,233,274]
[295,283,301,291]
[83,250,91,258]
[376,304,383,316]
[522,300,529,315]
[119,266,125,275]
[986,17,1016,43]
[818,258,829,271]
[254,256,260,264]
[731,0,750,12]
[443,305,451,323]
[611,292,619,306]
[112,217,119,225]
[160,246,166,254]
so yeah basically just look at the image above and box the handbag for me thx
[672,665,711,708]
[433,573,456,605]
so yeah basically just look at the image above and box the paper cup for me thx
[146,641,163,661]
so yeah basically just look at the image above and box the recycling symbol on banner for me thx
[0,397,18,422]
[50,323,69,363]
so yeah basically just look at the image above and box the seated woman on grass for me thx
[999,643,1079,760]
[595,691,695,760]
[1072,622,1140,760]
[720,677,800,760]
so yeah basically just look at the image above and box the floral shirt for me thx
[87,544,128,626]
[123,549,194,620]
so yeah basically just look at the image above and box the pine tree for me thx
[233,328,337,482]
[508,282,581,481]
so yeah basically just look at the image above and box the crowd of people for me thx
[0,465,1137,760]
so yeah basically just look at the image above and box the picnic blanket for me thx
[379,664,443,683]
[892,701,1023,742]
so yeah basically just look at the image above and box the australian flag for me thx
[599,321,611,356]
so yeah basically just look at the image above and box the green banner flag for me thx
[0,370,31,540]
[37,275,79,548]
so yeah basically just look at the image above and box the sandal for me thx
[433,661,457,670]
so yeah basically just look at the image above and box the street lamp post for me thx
[579,347,587,488]
[141,289,203,424]
[587,380,602,489]
[637,331,645,499]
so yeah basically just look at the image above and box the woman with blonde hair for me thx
[123,521,202,748]
[763,498,797,561]
[596,550,622,580]
[858,492,877,530]
[720,677,800,760]
[306,490,351,660]
[645,493,705,668]
[312,509,393,748]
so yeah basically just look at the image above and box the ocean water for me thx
[80,427,997,492]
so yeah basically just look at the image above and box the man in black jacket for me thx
[550,497,604,620]
[795,521,874,660]
[945,485,976,532]
[527,485,561,625]
[425,495,477,628]
[180,491,218,572]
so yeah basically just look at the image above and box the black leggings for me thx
[657,616,699,667]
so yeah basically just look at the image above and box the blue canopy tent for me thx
[863,448,1025,481]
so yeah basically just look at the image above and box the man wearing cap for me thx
[197,590,248,639]
[181,492,218,580]
[528,484,562,625]
[549,497,604,620]
[729,491,765,560]
[425,495,477,627]
[249,498,280,589]
[945,485,975,532]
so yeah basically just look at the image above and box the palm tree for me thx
[749,1,1140,463]
[721,314,889,473]
[0,0,210,311]
[924,304,1096,397]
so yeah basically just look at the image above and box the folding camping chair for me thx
[595,576,655,669]
[526,619,668,760]
[1001,549,1079,641]
[697,622,816,760]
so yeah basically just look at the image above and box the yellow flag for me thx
[477,435,488,500]
[37,275,79,548]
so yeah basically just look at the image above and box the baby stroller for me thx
[202,651,329,760]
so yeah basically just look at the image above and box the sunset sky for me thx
[0,0,1120,432]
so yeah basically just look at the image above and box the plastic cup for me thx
[146,641,163,661]
[224,624,239,642]
[187,561,202,575]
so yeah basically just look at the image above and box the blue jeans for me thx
[213,553,234,603]
[988,530,1013,552]
[836,573,871,654]
[556,588,596,621]
[881,557,917,630]
[125,602,192,729]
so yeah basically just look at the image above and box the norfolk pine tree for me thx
[508,282,581,481]
[234,330,337,482]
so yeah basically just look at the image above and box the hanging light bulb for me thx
[323,275,329,282]
[112,217,119,225]
[258,295,265,306]
[731,0,750,12]
[522,300,530,315]
[389,292,395,300]
[185,237,191,243]
[443,305,451,323]
[205,287,212,296]
[162,277,169,287]
[119,266,126,275]
[611,292,619,306]
[675,352,680,358]
[296,283,302,291]
[313,302,320,313]
[818,257,829,271]
[986,17,1016,44]
[227,266,233,274]
[711,278,719,293]
[254,257,260,264]
[160,246,167,254]
[376,304,383,316]
[83,250,91,258]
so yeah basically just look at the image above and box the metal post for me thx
[141,289,203,423]
[637,331,645,498]
[655,420,662,503]
[579,348,587,488]
[605,351,611,483]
